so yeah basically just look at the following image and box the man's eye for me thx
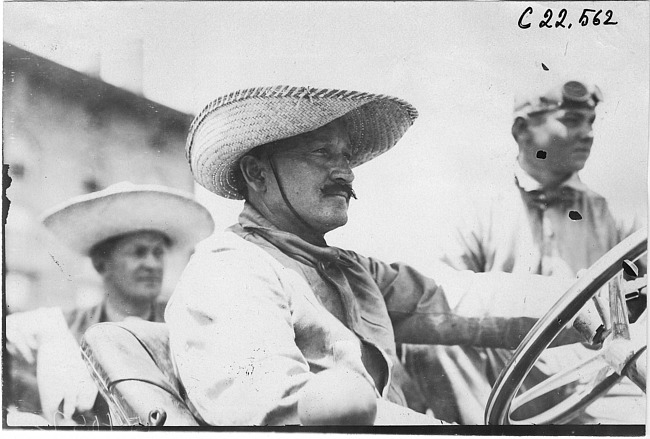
[562,117,581,126]
[134,248,147,258]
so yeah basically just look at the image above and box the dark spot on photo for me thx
[569,211,582,221]
[542,63,549,71]
[536,150,547,159]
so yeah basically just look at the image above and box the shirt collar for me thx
[99,299,160,323]
[514,160,588,193]
[237,201,283,230]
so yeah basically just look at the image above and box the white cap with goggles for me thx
[514,80,603,119]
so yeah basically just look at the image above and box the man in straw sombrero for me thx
[6,182,214,426]
[166,85,583,425]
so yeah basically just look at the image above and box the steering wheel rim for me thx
[485,228,647,425]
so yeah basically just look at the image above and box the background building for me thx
[3,42,196,312]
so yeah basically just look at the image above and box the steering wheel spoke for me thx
[610,273,631,340]
[513,352,608,410]
[508,350,620,424]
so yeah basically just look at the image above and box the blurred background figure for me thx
[3,42,198,314]
[5,183,214,426]
[402,79,646,424]
[3,41,217,425]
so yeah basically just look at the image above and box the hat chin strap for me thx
[268,153,323,240]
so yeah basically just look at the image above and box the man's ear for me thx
[512,117,529,142]
[239,155,267,195]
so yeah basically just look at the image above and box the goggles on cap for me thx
[514,80,603,119]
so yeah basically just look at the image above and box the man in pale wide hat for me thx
[166,85,582,425]
[402,79,647,424]
[6,182,215,426]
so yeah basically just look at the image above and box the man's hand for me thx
[5,307,98,424]
[5,307,71,364]
[298,367,377,425]
[36,325,98,424]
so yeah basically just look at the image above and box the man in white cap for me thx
[402,79,646,424]
[165,85,591,426]
[6,182,214,426]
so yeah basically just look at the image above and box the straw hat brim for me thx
[41,183,215,255]
[187,86,418,199]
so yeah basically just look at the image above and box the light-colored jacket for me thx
[166,204,574,425]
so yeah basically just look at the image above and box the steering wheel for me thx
[485,228,647,425]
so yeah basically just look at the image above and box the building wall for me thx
[3,45,196,312]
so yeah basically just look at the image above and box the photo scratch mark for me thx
[49,253,71,279]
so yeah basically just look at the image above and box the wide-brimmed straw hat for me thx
[186,85,419,199]
[41,182,215,255]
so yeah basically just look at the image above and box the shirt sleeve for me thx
[610,205,647,275]
[611,205,646,241]
[165,243,312,426]
[353,253,577,349]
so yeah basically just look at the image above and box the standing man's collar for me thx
[514,161,588,193]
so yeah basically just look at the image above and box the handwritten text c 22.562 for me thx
[518,7,618,30]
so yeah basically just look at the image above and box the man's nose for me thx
[142,252,163,270]
[580,121,594,140]
[330,156,354,183]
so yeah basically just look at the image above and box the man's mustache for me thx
[135,268,163,280]
[322,183,357,200]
